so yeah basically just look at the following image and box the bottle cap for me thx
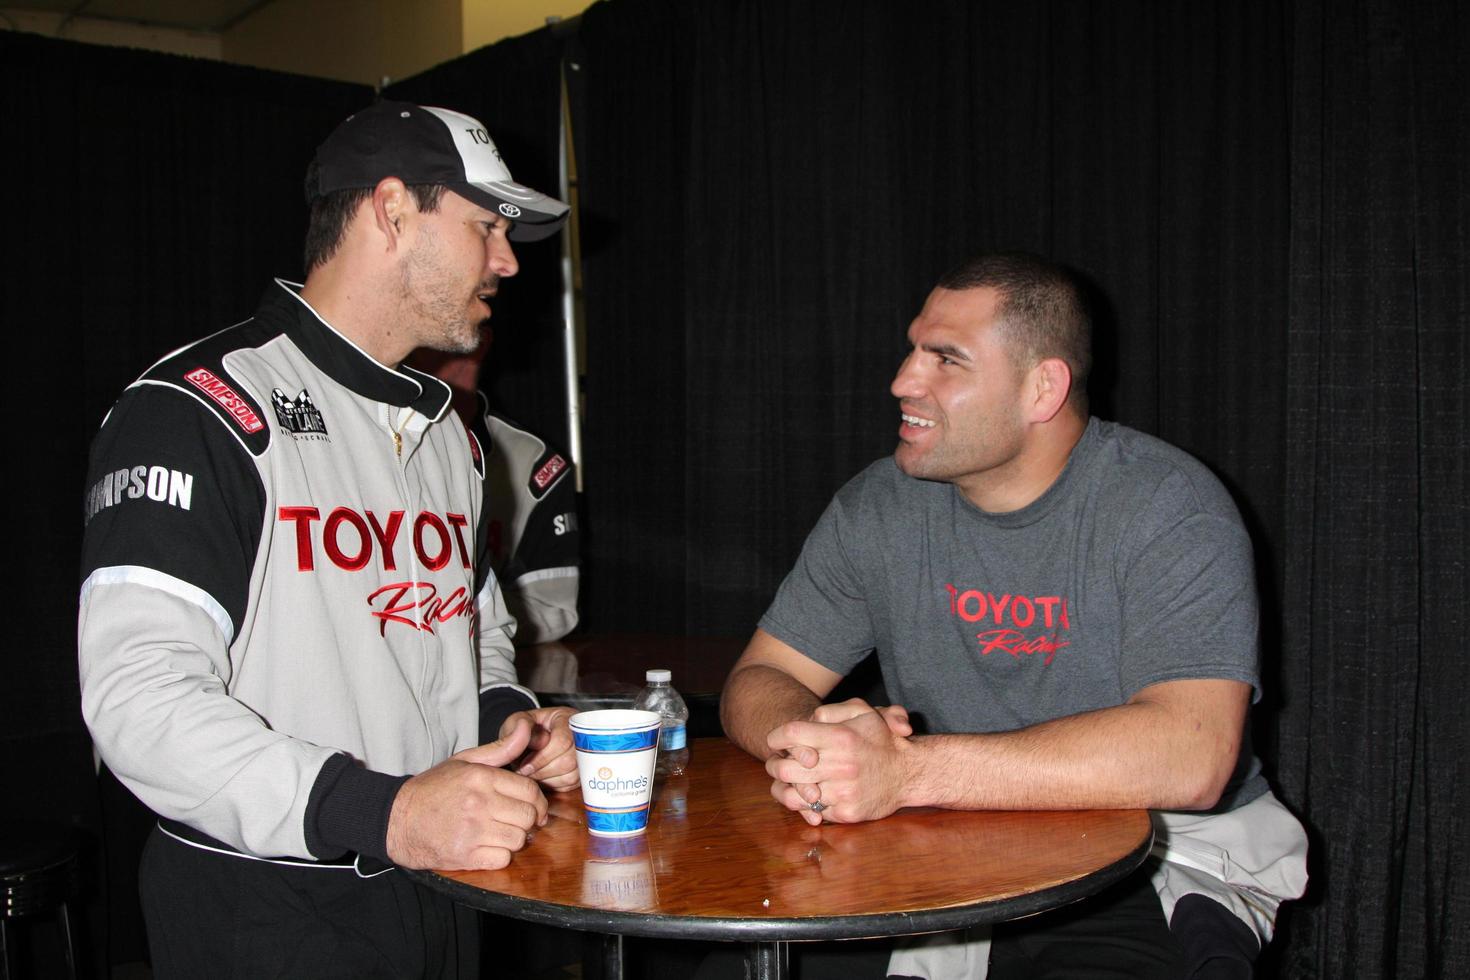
[645,668,672,683]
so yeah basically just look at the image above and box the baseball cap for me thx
[305,100,569,241]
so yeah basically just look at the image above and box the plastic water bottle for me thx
[634,669,689,776]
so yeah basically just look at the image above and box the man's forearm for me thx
[721,663,823,760]
[900,686,1245,812]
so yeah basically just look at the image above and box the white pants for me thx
[886,791,1309,980]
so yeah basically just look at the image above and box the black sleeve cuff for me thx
[305,753,411,864]
[479,686,538,745]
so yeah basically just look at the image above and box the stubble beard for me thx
[895,413,1026,489]
[401,230,494,355]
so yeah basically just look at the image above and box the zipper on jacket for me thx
[390,408,414,459]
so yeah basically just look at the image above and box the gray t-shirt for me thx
[760,418,1267,810]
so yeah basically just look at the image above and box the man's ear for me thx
[370,177,410,250]
[1028,357,1073,423]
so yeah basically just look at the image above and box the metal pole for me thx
[557,62,585,493]
[601,933,624,980]
[746,940,789,980]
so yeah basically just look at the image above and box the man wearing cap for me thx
[78,101,571,978]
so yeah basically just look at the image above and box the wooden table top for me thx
[412,739,1154,943]
[517,633,748,700]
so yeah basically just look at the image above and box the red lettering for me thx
[1011,595,1035,627]
[414,513,452,571]
[986,593,1012,624]
[367,510,405,571]
[368,582,431,636]
[975,629,1070,666]
[278,506,321,570]
[424,585,471,625]
[185,367,264,433]
[977,629,1021,656]
[447,512,472,569]
[280,506,473,575]
[947,587,1074,634]
[1035,596,1059,627]
[367,581,473,635]
[533,454,567,490]
[324,507,372,571]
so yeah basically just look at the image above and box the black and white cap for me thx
[306,100,569,241]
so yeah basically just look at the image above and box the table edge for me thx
[407,816,1154,943]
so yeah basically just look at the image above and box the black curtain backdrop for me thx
[2,29,371,968]
[1278,0,1468,975]
[4,0,1465,976]
[559,1,1463,976]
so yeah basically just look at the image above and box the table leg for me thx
[746,940,788,980]
[601,933,624,980]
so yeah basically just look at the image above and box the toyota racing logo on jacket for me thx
[277,505,475,635]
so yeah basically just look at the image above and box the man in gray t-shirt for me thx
[720,253,1306,979]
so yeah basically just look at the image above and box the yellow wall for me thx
[0,8,222,60]
[3,0,595,88]
[223,0,464,88]
[462,0,593,54]
[222,0,595,88]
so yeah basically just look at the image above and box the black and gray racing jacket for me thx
[78,280,536,865]
[477,394,581,645]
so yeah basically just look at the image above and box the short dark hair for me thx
[301,160,448,273]
[937,251,1091,413]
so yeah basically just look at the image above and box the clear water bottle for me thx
[633,668,689,776]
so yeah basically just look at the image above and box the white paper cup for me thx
[570,709,661,837]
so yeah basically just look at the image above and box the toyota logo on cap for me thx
[499,203,522,218]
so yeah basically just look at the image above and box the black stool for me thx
[0,821,82,980]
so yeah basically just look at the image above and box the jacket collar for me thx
[256,279,452,421]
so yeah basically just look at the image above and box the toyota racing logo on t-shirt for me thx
[944,583,1072,665]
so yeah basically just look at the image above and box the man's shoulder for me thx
[1082,420,1242,522]
[109,317,289,458]
[483,410,573,500]
[483,411,549,456]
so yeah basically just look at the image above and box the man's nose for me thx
[489,234,519,279]
[891,353,921,399]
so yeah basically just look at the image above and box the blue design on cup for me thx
[586,805,652,836]
[572,728,660,753]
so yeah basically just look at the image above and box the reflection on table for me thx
[412,739,1153,978]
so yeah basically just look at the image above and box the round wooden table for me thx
[411,739,1154,979]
